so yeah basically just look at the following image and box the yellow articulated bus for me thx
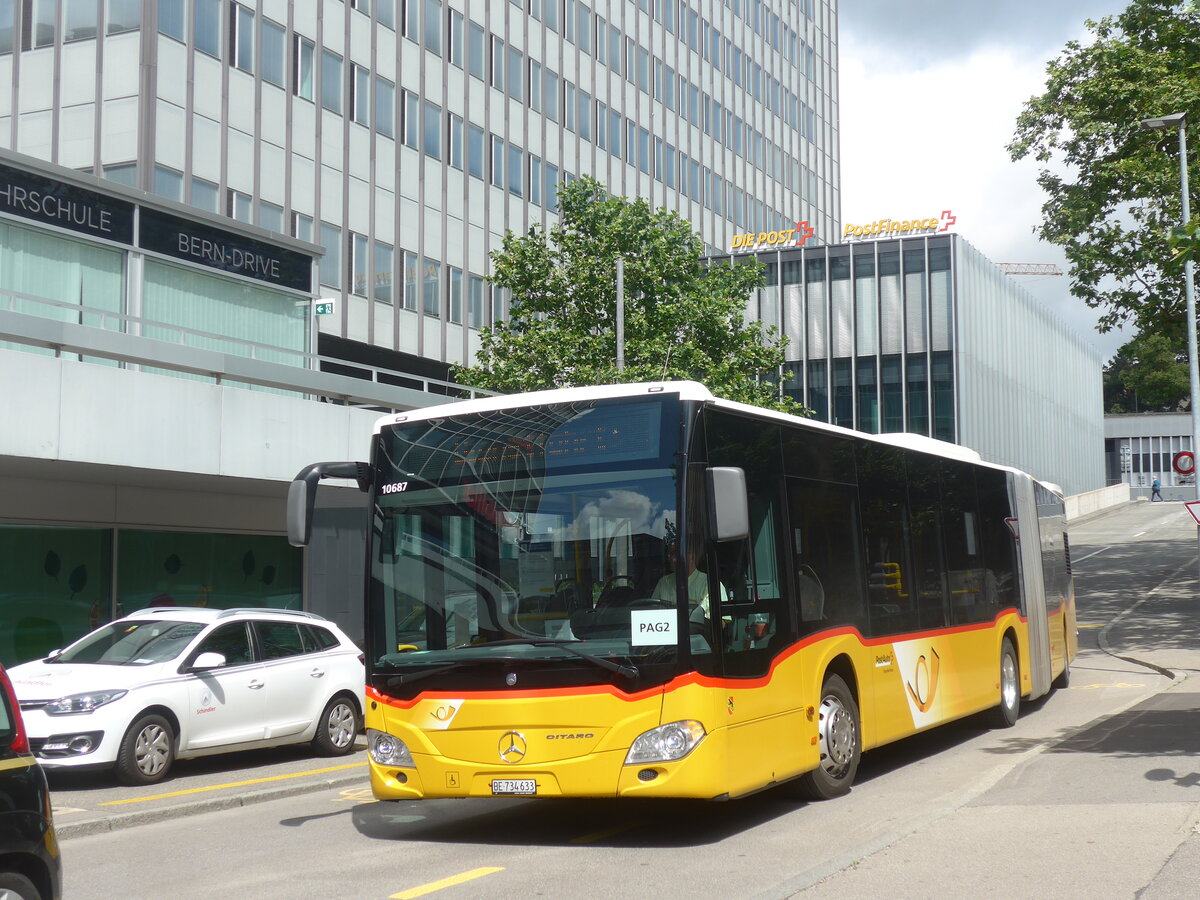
[287,381,1076,802]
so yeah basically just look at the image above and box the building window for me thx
[375,76,395,138]
[529,155,542,205]
[423,100,441,159]
[351,64,370,126]
[64,0,99,42]
[448,112,463,169]
[508,144,522,196]
[293,36,315,101]
[422,258,440,316]
[194,0,221,57]
[229,2,254,73]
[103,163,138,186]
[544,70,559,123]
[489,36,505,93]
[448,266,462,324]
[490,135,503,188]
[402,90,419,148]
[23,0,56,49]
[189,176,218,212]
[403,250,418,310]
[545,162,558,212]
[448,8,463,67]
[507,45,523,101]
[467,123,485,179]
[153,166,183,201]
[374,241,394,304]
[468,274,486,328]
[351,232,369,296]
[259,201,284,233]
[423,0,440,53]
[261,18,285,87]
[321,50,343,114]
[402,0,418,40]
[227,190,251,222]
[528,59,541,112]
[577,89,591,141]
[292,212,313,242]
[157,0,185,41]
[378,0,395,30]
[467,21,484,79]
[319,222,342,289]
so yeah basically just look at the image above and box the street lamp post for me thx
[1141,112,1198,574]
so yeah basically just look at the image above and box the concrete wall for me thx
[1066,482,1131,522]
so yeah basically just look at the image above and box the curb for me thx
[56,769,368,839]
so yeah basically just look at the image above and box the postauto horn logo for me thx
[843,209,957,240]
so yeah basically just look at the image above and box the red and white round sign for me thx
[1173,450,1195,476]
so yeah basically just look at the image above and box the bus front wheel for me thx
[797,674,860,801]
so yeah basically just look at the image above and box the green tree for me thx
[1008,0,1200,336]
[453,176,802,413]
[1103,329,1190,412]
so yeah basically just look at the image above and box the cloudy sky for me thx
[837,0,1131,362]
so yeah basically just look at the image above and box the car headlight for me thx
[367,728,415,767]
[625,720,706,765]
[43,690,128,716]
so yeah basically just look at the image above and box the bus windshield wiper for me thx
[467,639,639,681]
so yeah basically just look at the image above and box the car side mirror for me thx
[44,648,62,661]
[190,652,227,671]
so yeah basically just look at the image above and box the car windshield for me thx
[368,395,685,681]
[54,620,205,666]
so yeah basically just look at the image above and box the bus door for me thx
[1011,472,1052,699]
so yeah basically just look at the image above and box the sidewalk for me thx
[51,741,369,839]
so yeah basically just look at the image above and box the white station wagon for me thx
[7,607,365,785]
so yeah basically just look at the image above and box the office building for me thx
[725,231,1105,497]
[0,1,841,662]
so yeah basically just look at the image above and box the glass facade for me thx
[0,524,302,667]
[735,232,1105,497]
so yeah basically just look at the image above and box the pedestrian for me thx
[1151,477,1163,501]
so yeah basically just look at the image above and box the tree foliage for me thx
[1103,329,1190,412]
[1008,0,1200,336]
[453,176,802,413]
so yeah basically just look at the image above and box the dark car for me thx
[0,663,61,900]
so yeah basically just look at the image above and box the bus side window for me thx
[787,479,866,635]
[857,443,919,636]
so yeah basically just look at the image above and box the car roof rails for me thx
[215,607,327,620]
[134,606,214,615]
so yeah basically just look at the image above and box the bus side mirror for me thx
[707,466,749,542]
[287,461,371,547]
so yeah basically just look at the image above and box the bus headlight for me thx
[625,720,706,765]
[368,728,415,767]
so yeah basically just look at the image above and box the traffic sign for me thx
[1174,450,1195,476]
[313,300,335,316]
[1185,501,1200,526]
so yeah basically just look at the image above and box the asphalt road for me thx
[56,500,1200,900]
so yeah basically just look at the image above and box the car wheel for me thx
[989,637,1021,728]
[311,695,359,756]
[795,674,860,801]
[116,713,175,785]
[0,871,42,900]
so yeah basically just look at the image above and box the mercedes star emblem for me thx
[498,731,527,763]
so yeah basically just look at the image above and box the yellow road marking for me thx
[1070,682,1146,690]
[390,867,504,899]
[572,824,632,844]
[98,761,366,806]
[333,787,375,803]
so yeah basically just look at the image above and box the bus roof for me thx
[375,381,1023,475]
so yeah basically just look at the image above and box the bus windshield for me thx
[367,395,685,685]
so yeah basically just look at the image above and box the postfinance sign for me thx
[843,209,957,240]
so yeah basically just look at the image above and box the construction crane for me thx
[997,263,1064,276]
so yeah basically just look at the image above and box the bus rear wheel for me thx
[989,637,1021,728]
[797,674,860,801]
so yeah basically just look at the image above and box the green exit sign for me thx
[313,301,335,316]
